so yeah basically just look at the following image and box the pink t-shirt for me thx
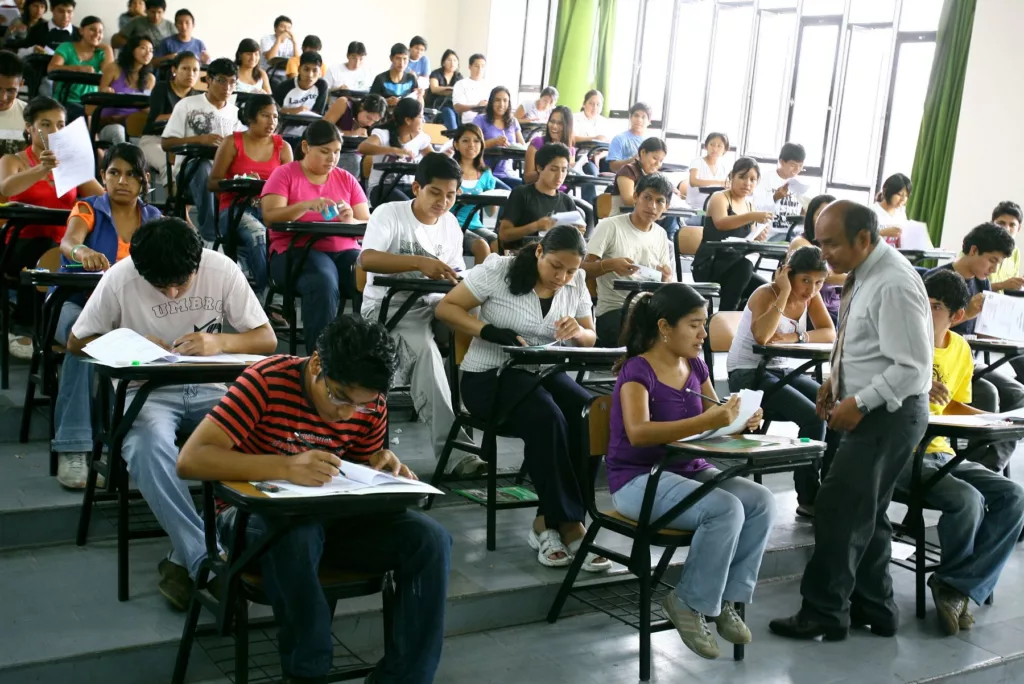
[262,161,368,255]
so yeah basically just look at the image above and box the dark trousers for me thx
[969,372,1024,472]
[6,236,55,325]
[461,368,591,527]
[219,509,451,682]
[596,309,623,348]
[692,256,766,311]
[372,182,413,206]
[728,368,826,506]
[799,393,929,627]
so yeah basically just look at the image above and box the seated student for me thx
[177,315,450,684]
[726,246,835,517]
[284,35,323,80]
[436,226,610,570]
[789,193,842,324]
[324,40,370,93]
[988,201,1024,292]
[323,92,386,135]
[694,157,773,311]
[686,131,730,212]
[451,123,506,262]
[93,33,154,145]
[0,50,29,156]
[870,172,912,245]
[18,0,77,57]
[498,143,584,252]
[607,136,679,241]
[426,48,460,111]
[926,222,1024,473]
[752,142,805,218]
[112,0,173,50]
[472,86,524,188]
[119,0,144,31]
[48,16,113,112]
[272,50,328,131]
[139,50,199,188]
[606,101,652,173]
[262,120,370,354]
[450,53,488,126]
[6,0,48,52]
[259,15,297,71]
[903,269,1024,636]
[584,173,675,347]
[407,35,430,79]
[152,9,209,67]
[357,98,433,205]
[207,93,292,293]
[0,96,102,358]
[52,143,161,489]
[67,217,277,609]
[161,58,243,242]
[573,89,609,143]
[608,283,773,659]
[360,153,488,477]
[234,39,271,94]
[524,105,599,206]
[370,43,421,110]
[515,86,558,123]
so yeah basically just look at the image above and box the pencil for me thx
[292,432,347,477]
[685,388,726,406]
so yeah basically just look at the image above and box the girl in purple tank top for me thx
[96,34,155,146]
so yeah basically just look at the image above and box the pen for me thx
[292,432,347,477]
[685,388,726,406]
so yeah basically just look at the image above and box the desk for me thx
[966,336,1024,381]
[576,140,610,152]
[329,88,370,100]
[215,178,266,259]
[899,248,955,266]
[613,279,720,324]
[167,144,217,219]
[563,174,614,190]
[342,135,366,154]
[278,112,322,132]
[49,70,101,105]
[1003,290,1024,298]
[659,162,689,173]
[699,240,789,277]
[520,121,547,139]
[484,147,527,174]
[373,275,457,331]
[750,343,832,401]
[81,92,150,137]
[372,161,418,204]
[451,193,508,233]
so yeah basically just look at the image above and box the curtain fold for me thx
[548,0,617,112]
[906,0,976,246]
[594,0,618,116]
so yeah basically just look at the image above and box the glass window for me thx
[704,4,755,139]
[850,0,897,24]
[489,2,527,97]
[801,0,845,16]
[759,0,797,8]
[520,0,551,89]
[607,0,641,113]
[787,21,840,168]
[665,0,714,135]
[881,39,936,183]
[636,0,675,121]
[744,10,797,158]
[900,0,943,31]
[827,186,873,204]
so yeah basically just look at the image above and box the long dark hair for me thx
[385,98,423,148]
[544,105,574,148]
[485,85,514,130]
[505,225,586,296]
[439,48,459,76]
[102,141,150,201]
[116,34,153,90]
[452,123,486,173]
[803,193,836,244]
[784,245,827,275]
[235,38,264,81]
[615,284,707,373]
[240,93,277,127]
[876,172,911,204]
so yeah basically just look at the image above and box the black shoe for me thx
[849,604,898,637]
[157,558,194,612]
[769,612,848,641]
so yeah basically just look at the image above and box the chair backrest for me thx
[35,247,61,292]
[125,111,148,138]
[595,193,612,220]
[360,154,373,182]
[588,395,612,457]
[677,225,703,256]
[355,264,366,293]
[423,123,449,146]
[708,311,743,353]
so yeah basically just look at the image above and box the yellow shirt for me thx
[992,246,1021,285]
[928,330,974,455]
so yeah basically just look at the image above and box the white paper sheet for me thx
[786,177,811,198]
[900,220,933,250]
[635,265,662,282]
[551,210,585,227]
[82,328,264,367]
[682,389,764,441]
[975,291,1024,343]
[256,460,443,498]
[48,117,96,198]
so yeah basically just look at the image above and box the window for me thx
[881,39,936,184]
[665,0,714,136]
[787,19,840,169]
[744,10,797,158]
[519,0,553,90]
[607,0,641,113]
[900,0,943,31]
[850,0,896,24]
[703,4,755,137]
[635,0,675,121]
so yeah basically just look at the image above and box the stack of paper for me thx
[82,328,264,367]
[975,291,1024,343]
[682,389,764,441]
[255,460,443,498]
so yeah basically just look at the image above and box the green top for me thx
[53,42,106,105]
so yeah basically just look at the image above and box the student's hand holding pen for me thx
[286,450,342,486]
[416,256,460,283]
[553,316,581,342]
[171,332,222,356]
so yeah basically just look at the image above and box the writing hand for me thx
[171,332,223,356]
[553,316,581,342]
[286,450,341,486]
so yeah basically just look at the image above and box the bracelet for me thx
[70,244,86,262]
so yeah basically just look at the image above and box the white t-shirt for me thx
[587,214,673,317]
[871,202,907,228]
[519,98,551,123]
[259,33,295,68]
[72,249,269,347]
[366,128,433,190]
[686,155,728,210]
[0,98,25,156]
[452,78,490,124]
[574,111,608,139]
[360,201,466,317]
[162,93,244,171]
[324,63,371,92]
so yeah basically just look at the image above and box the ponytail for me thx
[613,283,708,374]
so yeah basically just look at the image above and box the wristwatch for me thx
[797,332,806,344]
[854,395,870,415]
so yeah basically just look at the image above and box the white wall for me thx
[942,0,1024,251]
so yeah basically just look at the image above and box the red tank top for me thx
[219,133,285,209]
[8,146,78,242]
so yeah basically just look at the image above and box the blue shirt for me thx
[408,55,430,78]
[156,35,207,58]
[608,131,648,161]
[453,169,499,230]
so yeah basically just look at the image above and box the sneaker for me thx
[959,605,975,631]
[795,503,815,518]
[928,574,966,636]
[8,333,32,361]
[57,453,89,489]
[662,591,720,659]
[449,456,489,478]
[712,600,752,645]
[158,558,194,612]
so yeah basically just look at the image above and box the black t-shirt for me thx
[425,68,462,109]
[143,81,197,136]
[927,262,990,336]
[369,70,419,100]
[25,22,79,51]
[501,184,578,250]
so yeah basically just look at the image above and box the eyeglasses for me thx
[212,76,238,88]
[319,373,382,414]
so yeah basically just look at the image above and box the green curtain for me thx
[906,0,976,246]
[594,0,618,116]
[548,0,617,114]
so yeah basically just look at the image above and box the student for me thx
[789,193,842,324]
[726,246,835,517]
[118,0,143,31]
[451,53,488,125]
[67,217,276,609]
[260,15,297,70]
[161,58,243,242]
[324,40,369,92]
[573,89,609,143]
[177,315,450,684]
[436,226,609,570]
[693,157,773,311]
[686,131,729,211]
[498,143,583,251]
[515,86,558,123]
[19,0,78,56]
[407,35,430,78]
[6,0,47,51]
[234,39,271,94]
[48,16,113,108]
[871,172,912,244]
[139,50,199,188]
[369,43,420,109]
[523,105,590,188]
[451,123,504,261]
[208,93,292,292]
[272,50,327,116]
[52,143,161,489]
[608,136,666,214]
[426,48,460,111]
[113,0,173,50]
[94,33,154,145]
[608,283,772,659]
[360,153,488,477]
[152,8,209,67]
[0,50,28,156]
[606,101,652,172]
[284,34,323,80]
[323,92,386,135]
[584,173,674,347]
[262,120,370,354]
[752,142,805,217]
[357,97,432,205]
[988,201,1023,291]
[473,85,524,188]
[905,269,1024,635]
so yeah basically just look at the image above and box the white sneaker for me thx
[8,333,32,360]
[57,452,89,489]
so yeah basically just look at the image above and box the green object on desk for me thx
[130,360,141,366]
[453,486,537,505]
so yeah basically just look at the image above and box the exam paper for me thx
[551,210,585,227]
[49,117,96,198]
[785,177,811,198]
[975,291,1024,343]
[682,389,764,441]
[635,265,663,282]
[256,460,443,498]
[900,220,933,250]
[82,328,264,367]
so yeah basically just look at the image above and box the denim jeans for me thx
[969,371,1024,471]
[121,383,226,577]
[217,508,451,682]
[188,159,217,242]
[898,455,1024,604]
[440,106,458,131]
[217,207,268,291]
[611,468,777,616]
[52,301,93,454]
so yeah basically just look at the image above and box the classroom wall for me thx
[941,0,1024,251]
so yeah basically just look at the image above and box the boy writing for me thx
[498,143,585,251]
[753,142,805,217]
[325,40,370,92]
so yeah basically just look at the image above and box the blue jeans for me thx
[217,207,268,291]
[612,468,777,616]
[52,300,93,454]
[217,508,451,682]
[188,160,216,242]
[898,455,1024,604]
[440,106,458,131]
[269,248,361,355]
[121,384,226,577]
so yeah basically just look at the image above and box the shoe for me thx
[157,558,194,612]
[7,333,32,360]
[712,601,752,645]
[769,612,848,641]
[662,591,720,659]
[449,456,489,478]
[527,528,572,567]
[795,504,815,518]
[56,452,89,489]
[959,605,975,631]
[849,604,897,637]
[566,537,612,573]
[929,574,967,636]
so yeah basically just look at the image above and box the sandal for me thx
[567,538,612,572]
[527,528,572,567]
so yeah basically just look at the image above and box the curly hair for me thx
[316,315,397,393]
[129,217,202,288]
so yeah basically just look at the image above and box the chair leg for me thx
[117,464,130,602]
[19,352,39,443]
[76,446,101,546]
[48,395,57,476]
[485,431,498,551]
[547,524,599,623]
[915,514,926,620]
[638,570,652,682]
[733,602,745,661]
[651,546,676,586]
[171,569,208,684]
[234,592,249,684]
[424,418,464,510]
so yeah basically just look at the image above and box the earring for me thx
[661,335,668,344]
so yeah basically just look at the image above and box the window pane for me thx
[520,0,550,88]
[850,0,897,24]
[608,0,640,112]
[801,0,845,16]
[744,11,797,158]
[900,0,942,31]
[489,2,527,96]
[787,22,840,168]
[881,40,936,183]
[665,137,700,165]
[759,0,797,8]
[830,26,893,186]
[827,186,872,204]
[665,0,714,135]
[704,5,755,139]
[635,0,674,121]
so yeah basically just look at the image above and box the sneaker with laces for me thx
[712,600,752,645]
[57,452,89,489]
[928,574,966,636]
[158,558,194,612]
[662,591,720,659]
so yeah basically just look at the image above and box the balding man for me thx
[770,200,932,640]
